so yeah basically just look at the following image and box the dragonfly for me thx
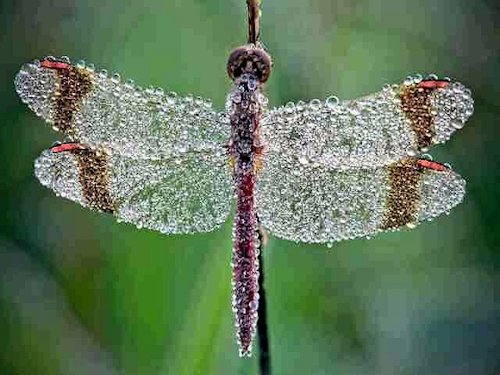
[14,46,473,356]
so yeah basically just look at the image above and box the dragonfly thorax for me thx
[227,45,272,83]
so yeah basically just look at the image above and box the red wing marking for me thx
[417,80,450,89]
[50,142,86,153]
[417,159,447,171]
[41,60,71,70]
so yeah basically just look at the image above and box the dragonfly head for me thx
[227,45,272,83]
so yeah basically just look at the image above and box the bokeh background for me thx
[1,0,499,374]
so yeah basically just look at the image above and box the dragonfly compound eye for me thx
[227,45,272,83]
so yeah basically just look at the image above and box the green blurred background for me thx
[1,0,499,374]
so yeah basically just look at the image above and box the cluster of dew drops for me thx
[255,73,472,249]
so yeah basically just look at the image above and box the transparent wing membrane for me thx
[256,153,465,244]
[34,148,233,234]
[15,57,229,159]
[18,58,472,244]
[261,76,473,169]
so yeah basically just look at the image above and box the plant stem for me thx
[247,0,261,44]
[246,1,270,372]
[257,221,271,374]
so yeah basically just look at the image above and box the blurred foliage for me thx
[0,0,499,374]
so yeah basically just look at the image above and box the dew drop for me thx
[232,93,242,104]
[166,91,177,104]
[249,300,259,310]
[421,153,433,161]
[111,72,121,83]
[403,77,413,86]
[298,156,309,165]
[325,95,339,109]
[309,98,322,111]
[248,79,257,91]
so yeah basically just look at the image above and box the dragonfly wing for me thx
[256,154,465,243]
[262,77,473,168]
[15,57,228,159]
[34,147,233,234]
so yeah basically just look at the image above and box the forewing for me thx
[262,77,473,168]
[15,57,228,159]
[256,154,465,244]
[34,147,233,234]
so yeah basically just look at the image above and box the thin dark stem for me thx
[246,1,268,371]
[247,0,261,44]
[257,221,271,375]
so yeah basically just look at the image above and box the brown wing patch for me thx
[71,148,114,213]
[400,83,441,150]
[48,63,93,135]
[380,158,424,230]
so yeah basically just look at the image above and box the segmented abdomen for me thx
[229,73,264,357]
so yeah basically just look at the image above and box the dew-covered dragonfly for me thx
[15,48,473,356]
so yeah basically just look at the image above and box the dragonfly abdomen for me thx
[228,45,271,357]
[229,75,262,357]
[232,165,259,357]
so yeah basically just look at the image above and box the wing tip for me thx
[432,80,474,143]
[15,58,58,120]
[34,149,86,206]
[418,164,466,223]
[400,74,474,148]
